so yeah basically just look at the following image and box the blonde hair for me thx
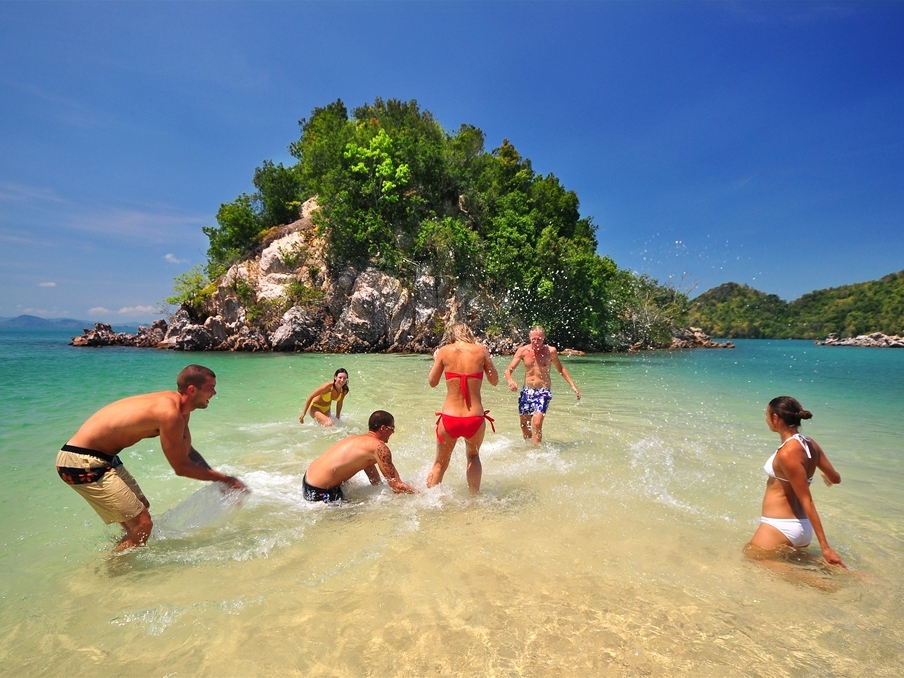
[444,322,475,344]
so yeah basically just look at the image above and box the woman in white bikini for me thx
[300,368,349,427]
[745,396,846,568]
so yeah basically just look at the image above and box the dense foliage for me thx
[688,271,904,339]
[198,98,687,350]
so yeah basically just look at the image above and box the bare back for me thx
[762,436,828,519]
[428,342,498,416]
[68,391,187,455]
[306,433,390,489]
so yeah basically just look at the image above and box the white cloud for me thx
[118,305,157,315]
[38,281,57,287]
[0,182,67,204]
[164,253,189,264]
[69,207,207,242]
[88,306,113,315]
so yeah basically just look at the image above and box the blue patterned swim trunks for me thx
[518,387,552,415]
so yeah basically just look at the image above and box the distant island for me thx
[0,315,142,333]
[687,270,904,339]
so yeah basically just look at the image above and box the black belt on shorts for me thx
[61,443,118,464]
[57,444,122,485]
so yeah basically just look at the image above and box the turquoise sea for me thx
[1,329,902,676]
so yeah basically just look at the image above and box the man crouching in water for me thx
[56,364,247,551]
[302,410,418,502]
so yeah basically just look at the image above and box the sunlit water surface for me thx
[1,331,902,676]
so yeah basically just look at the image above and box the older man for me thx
[504,326,581,445]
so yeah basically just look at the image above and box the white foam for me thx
[153,482,248,539]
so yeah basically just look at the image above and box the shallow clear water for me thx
[1,330,902,676]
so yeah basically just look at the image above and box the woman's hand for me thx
[822,546,847,568]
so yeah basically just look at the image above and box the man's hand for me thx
[219,475,249,493]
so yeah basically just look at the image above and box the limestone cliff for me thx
[77,198,525,353]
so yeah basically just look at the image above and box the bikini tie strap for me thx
[434,412,444,443]
[483,410,496,433]
[445,372,482,409]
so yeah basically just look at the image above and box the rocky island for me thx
[816,332,904,348]
[71,98,736,355]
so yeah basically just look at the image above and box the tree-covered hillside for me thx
[688,271,904,338]
[193,98,687,350]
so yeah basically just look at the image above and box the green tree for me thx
[188,96,687,350]
[203,194,258,277]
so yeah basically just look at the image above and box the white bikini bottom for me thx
[760,516,813,548]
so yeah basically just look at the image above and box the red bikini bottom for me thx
[435,412,496,442]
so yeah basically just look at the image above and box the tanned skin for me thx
[427,338,498,494]
[305,418,417,495]
[504,327,581,445]
[66,372,246,551]
[746,406,845,567]
[300,371,349,427]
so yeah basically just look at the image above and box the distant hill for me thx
[0,315,94,330]
[0,315,147,333]
[688,270,904,339]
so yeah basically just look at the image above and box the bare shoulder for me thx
[374,439,392,462]
[777,436,808,461]
[806,436,826,456]
[108,390,179,416]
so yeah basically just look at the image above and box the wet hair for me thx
[177,365,216,394]
[333,368,350,394]
[368,410,394,432]
[529,325,546,337]
[768,396,813,427]
[443,322,475,344]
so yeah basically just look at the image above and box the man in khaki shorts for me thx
[56,364,247,551]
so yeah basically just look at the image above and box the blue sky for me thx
[2,1,902,324]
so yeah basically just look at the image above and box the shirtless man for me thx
[302,410,417,502]
[56,364,247,551]
[504,326,581,445]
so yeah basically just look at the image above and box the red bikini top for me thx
[445,371,483,408]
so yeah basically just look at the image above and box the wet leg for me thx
[428,429,456,488]
[464,424,486,495]
[312,411,334,427]
[530,411,545,445]
[115,509,153,552]
[519,414,532,440]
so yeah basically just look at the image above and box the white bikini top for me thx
[763,433,814,483]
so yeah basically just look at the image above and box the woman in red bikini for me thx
[427,323,499,494]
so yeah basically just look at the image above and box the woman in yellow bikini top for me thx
[300,368,349,427]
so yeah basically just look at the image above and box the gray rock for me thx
[819,332,904,347]
[175,325,215,351]
[268,307,320,351]
[204,316,230,345]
